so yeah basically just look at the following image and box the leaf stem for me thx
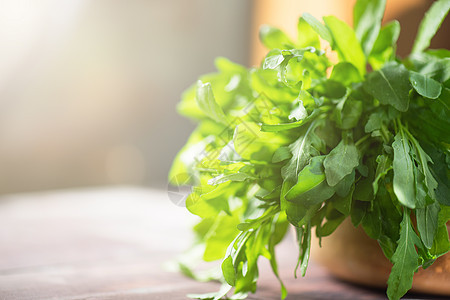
[355,134,371,147]
[380,124,390,144]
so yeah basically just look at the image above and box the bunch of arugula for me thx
[169,1,450,299]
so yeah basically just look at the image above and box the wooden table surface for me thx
[0,187,445,300]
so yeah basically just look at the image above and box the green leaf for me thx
[430,223,450,257]
[430,206,450,256]
[187,185,231,219]
[392,132,416,208]
[285,156,326,197]
[364,63,411,112]
[426,48,450,58]
[410,54,450,83]
[330,62,363,86]
[387,210,421,300]
[196,81,228,125]
[260,25,295,50]
[365,110,388,133]
[287,180,335,206]
[407,133,439,202]
[409,71,442,99]
[353,0,386,56]
[411,0,450,54]
[324,139,360,186]
[266,213,289,299]
[208,172,256,186]
[362,200,382,239]
[416,201,440,249]
[188,283,232,300]
[428,149,450,206]
[222,256,236,286]
[202,214,241,261]
[323,15,366,75]
[263,49,285,70]
[373,154,393,196]
[333,98,363,130]
[302,13,332,43]
[333,184,354,216]
[282,187,317,226]
[294,224,312,278]
[281,120,321,183]
[289,100,308,121]
[414,168,429,209]
[334,171,355,198]
[233,121,285,161]
[438,205,450,226]
[317,213,346,237]
[368,20,400,70]
[354,176,375,202]
[312,80,346,99]
[285,156,335,206]
[351,200,369,227]
[272,147,292,163]
[250,69,296,104]
[297,17,320,49]
[237,206,279,231]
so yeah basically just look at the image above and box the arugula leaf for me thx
[406,131,439,203]
[302,13,332,43]
[333,98,363,130]
[330,62,362,86]
[368,21,400,70]
[233,122,285,161]
[430,206,450,256]
[297,17,320,49]
[188,283,232,300]
[196,81,229,125]
[316,210,346,237]
[285,156,326,198]
[294,224,312,277]
[353,0,386,56]
[286,156,335,206]
[409,71,442,99]
[365,110,386,133]
[431,223,450,257]
[428,148,450,206]
[324,138,360,186]
[411,0,450,54]
[222,256,236,286]
[373,154,393,196]
[387,210,421,300]
[208,172,256,186]
[332,185,354,216]
[263,49,285,70]
[323,15,366,75]
[364,63,411,112]
[281,120,321,183]
[260,25,295,50]
[416,201,440,249]
[334,170,355,198]
[272,147,292,163]
[392,131,416,208]
[267,213,289,299]
[362,199,382,239]
[410,54,450,83]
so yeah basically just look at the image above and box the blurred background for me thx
[0,0,448,195]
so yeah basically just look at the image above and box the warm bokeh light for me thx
[0,0,251,194]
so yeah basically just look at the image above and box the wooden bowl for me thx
[310,219,450,296]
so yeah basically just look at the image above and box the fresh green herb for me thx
[169,1,450,299]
